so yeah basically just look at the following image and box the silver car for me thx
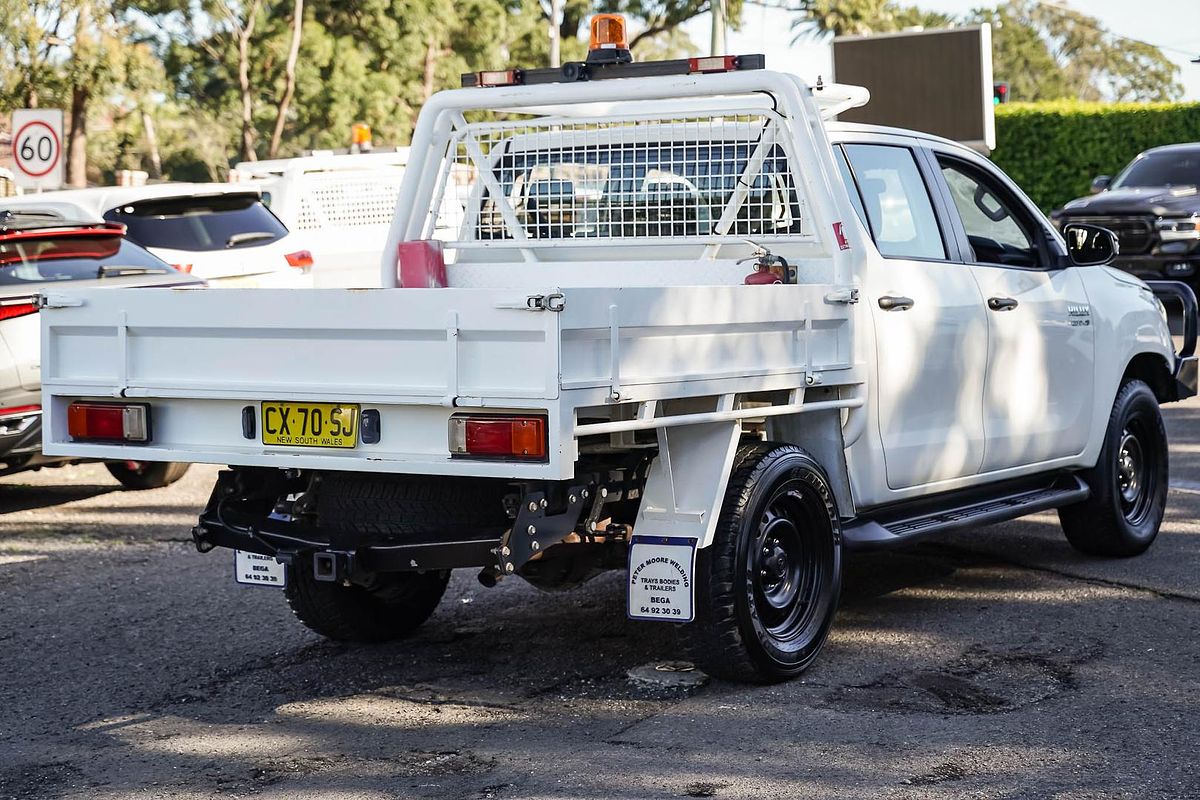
[0,212,202,488]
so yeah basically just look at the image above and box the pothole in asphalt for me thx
[826,642,1099,715]
[212,750,496,792]
[903,761,968,786]
[627,661,709,690]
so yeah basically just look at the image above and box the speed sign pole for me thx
[10,109,65,191]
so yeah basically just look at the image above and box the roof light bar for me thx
[461,53,764,88]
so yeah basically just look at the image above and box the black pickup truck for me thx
[1052,143,1200,291]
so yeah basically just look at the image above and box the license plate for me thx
[234,550,287,588]
[628,535,696,622]
[261,401,358,448]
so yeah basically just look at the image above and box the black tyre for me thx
[285,564,449,642]
[105,460,191,490]
[1059,379,1168,557]
[316,472,510,541]
[683,443,842,683]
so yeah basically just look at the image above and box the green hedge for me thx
[992,101,1200,212]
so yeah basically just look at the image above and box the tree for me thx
[0,0,70,109]
[968,1,1181,103]
[790,0,1181,104]
[791,0,951,40]
[267,0,302,158]
[0,0,147,185]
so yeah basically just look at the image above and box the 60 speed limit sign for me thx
[11,109,64,190]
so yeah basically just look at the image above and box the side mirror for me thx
[1063,222,1118,267]
[1090,175,1111,194]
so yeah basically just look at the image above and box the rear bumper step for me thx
[843,474,1090,551]
[192,499,500,574]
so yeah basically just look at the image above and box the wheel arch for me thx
[635,415,851,550]
[1122,351,1176,403]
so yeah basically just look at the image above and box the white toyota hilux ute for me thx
[38,52,1198,682]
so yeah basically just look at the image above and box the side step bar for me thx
[842,474,1090,551]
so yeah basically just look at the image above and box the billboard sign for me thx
[833,25,995,153]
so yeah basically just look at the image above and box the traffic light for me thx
[993,82,1009,105]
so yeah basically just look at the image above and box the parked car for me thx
[230,151,410,288]
[0,212,200,487]
[37,36,1197,682]
[231,150,467,287]
[1,184,313,288]
[1052,143,1200,292]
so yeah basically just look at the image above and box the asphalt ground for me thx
[2,401,1199,799]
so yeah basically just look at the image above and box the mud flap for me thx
[629,420,740,620]
[627,535,696,622]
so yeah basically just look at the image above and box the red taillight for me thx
[449,415,548,460]
[285,250,314,270]
[172,263,194,273]
[0,404,39,417]
[66,402,150,443]
[689,55,738,74]
[0,300,37,322]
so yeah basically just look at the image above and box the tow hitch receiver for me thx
[313,551,356,583]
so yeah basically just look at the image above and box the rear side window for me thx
[104,195,288,252]
[843,144,945,261]
[0,236,169,284]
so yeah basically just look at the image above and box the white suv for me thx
[3,184,313,288]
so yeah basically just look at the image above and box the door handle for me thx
[877,295,914,311]
[988,296,1019,311]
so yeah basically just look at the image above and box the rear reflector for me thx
[285,250,314,269]
[0,404,39,417]
[172,263,194,273]
[67,402,150,443]
[689,55,738,74]
[448,415,547,459]
[0,300,37,322]
[474,69,521,87]
[397,240,447,288]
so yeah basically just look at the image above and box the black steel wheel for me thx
[1060,379,1167,557]
[105,460,191,490]
[683,442,842,683]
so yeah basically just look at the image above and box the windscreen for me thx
[104,194,288,252]
[429,113,809,245]
[1113,151,1200,189]
[0,235,171,285]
